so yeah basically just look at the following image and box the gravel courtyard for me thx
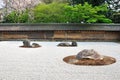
[0,41,120,80]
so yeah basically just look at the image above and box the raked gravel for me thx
[0,41,120,80]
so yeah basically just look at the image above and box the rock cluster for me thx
[21,39,41,48]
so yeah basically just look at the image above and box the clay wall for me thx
[0,30,119,41]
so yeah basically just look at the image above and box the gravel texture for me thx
[0,41,120,80]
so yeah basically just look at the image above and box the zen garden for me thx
[0,0,120,80]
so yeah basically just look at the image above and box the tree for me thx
[105,0,120,12]
[69,0,105,6]
[33,2,66,23]
[41,0,69,4]
[3,2,112,23]
[33,2,112,23]
[3,10,29,23]
[64,2,112,23]
[41,0,53,4]
[105,0,120,23]
[2,0,41,23]
[3,0,41,12]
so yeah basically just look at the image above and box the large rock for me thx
[76,49,102,60]
[23,39,31,47]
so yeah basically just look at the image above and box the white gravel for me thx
[0,41,120,80]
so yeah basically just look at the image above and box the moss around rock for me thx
[63,49,116,66]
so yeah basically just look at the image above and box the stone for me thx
[76,49,102,60]
[71,41,77,46]
[23,39,31,47]
[32,43,41,47]
[57,42,71,46]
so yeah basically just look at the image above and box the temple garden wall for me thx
[0,23,119,41]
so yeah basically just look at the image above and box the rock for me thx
[32,43,41,47]
[71,41,77,46]
[57,41,77,47]
[57,42,71,46]
[23,39,31,47]
[76,49,102,60]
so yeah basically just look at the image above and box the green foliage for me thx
[4,11,17,23]
[33,3,66,23]
[18,11,29,23]
[4,2,112,23]
[70,0,105,6]
[64,2,112,23]
[4,11,29,23]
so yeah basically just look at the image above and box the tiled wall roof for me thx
[0,23,120,31]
